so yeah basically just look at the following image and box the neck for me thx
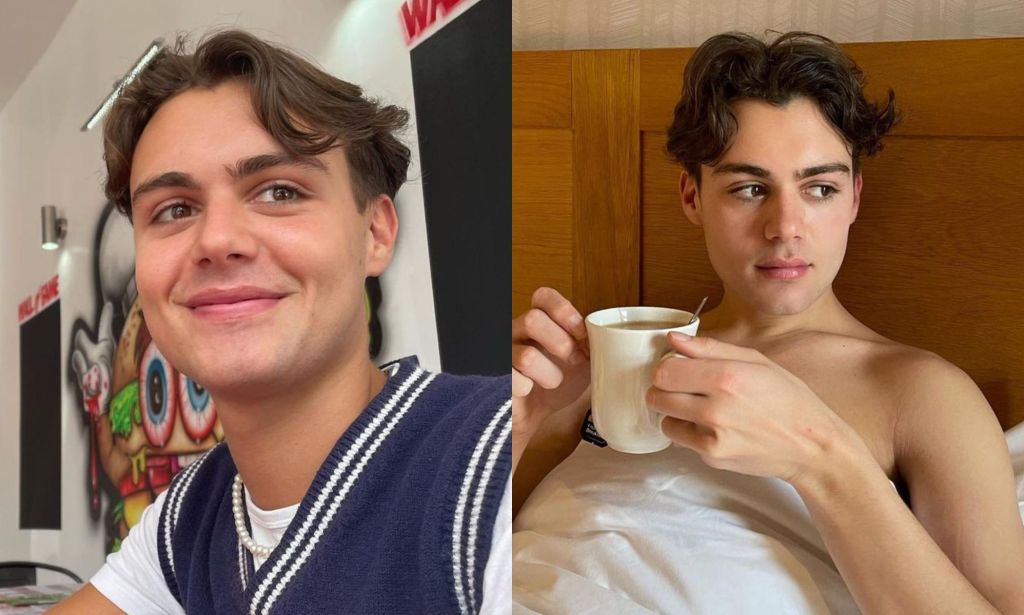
[699,287,855,347]
[212,350,387,510]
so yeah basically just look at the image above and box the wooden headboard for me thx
[512,39,1024,430]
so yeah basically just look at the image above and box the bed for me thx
[512,37,1024,613]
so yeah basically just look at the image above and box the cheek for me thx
[134,243,173,306]
[272,214,366,285]
[704,222,752,263]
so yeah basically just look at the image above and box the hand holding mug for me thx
[512,287,592,445]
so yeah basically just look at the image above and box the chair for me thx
[0,561,83,588]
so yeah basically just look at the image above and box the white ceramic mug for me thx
[585,306,700,454]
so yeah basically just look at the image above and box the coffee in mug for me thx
[585,306,700,453]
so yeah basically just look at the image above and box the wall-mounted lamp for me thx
[82,39,164,132]
[41,206,67,251]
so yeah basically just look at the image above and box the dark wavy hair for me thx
[103,29,410,220]
[666,31,900,185]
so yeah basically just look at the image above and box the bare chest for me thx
[765,342,903,480]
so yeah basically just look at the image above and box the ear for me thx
[850,172,863,224]
[364,195,399,277]
[680,171,703,227]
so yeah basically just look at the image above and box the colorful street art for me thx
[70,203,383,553]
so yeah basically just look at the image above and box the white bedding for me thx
[1006,421,1024,521]
[513,424,1024,615]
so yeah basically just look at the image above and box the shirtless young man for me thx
[54,30,510,614]
[511,32,1024,613]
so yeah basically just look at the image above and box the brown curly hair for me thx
[103,29,410,220]
[666,31,900,186]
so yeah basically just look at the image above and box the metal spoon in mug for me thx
[687,296,708,325]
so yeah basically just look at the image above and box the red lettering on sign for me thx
[18,275,60,324]
[400,0,467,45]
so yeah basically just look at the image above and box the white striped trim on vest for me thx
[451,398,511,615]
[465,401,511,611]
[237,536,249,592]
[249,366,433,615]
[162,443,220,582]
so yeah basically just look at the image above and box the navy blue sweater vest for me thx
[155,357,511,614]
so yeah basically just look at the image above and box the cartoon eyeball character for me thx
[139,341,218,447]
[179,374,216,441]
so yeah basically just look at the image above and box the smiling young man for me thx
[511,32,1024,613]
[54,30,511,614]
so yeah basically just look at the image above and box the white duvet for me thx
[513,423,1024,615]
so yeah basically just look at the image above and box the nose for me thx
[190,191,258,267]
[762,190,806,242]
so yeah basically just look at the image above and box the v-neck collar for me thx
[234,356,432,614]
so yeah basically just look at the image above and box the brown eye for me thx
[732,185,767,200]
[153,202,195,223]
[808,185,837,200]
[255,184,303,204]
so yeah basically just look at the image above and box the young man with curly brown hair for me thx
[512,32,1024,614]
[54,30,510,615]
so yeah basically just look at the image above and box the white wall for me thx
[513,0,1024,49]
[0,0,473,581]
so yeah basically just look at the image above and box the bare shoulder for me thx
[847,331,986,418]
[822,327,973,392]
[868,338,1002,461]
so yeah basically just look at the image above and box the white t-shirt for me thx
[92,477,511,614]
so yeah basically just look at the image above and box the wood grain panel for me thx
[512,128,573,317]
[639,38,1024,137]
[512,51,572,128]
[638,48,693,131]
[844,38,1024,137]
[571,50,641,317]
[641,131,722,311]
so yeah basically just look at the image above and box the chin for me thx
[744,285,818,316]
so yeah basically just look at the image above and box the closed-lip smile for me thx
[183,286,287,320]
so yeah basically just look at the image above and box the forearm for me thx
[512,397,587,518]
[793,438,998,615]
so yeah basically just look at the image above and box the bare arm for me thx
[792,357,1024,614]
[513,391,588,517]
[49,583,126,614]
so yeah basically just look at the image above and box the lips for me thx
[756,258,809,269]
[182,286,286,320]
[755,259,811,280]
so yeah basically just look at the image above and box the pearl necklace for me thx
[232,474,277,559]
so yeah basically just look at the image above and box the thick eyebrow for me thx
[131,171,200,204]
[227,152,328,180]
[130,152,328,205]
[711,162,851,181]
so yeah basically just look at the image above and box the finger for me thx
[512,343,564,390]
[646,387,710,424]
[661,416,714,451]
[512,307,587,365]
[527,287,587,341]
[652,354,742,396]
[666,332,763,364]
[512,368,534,398]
